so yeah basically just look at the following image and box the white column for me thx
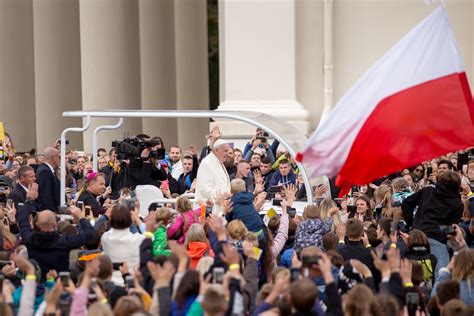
[0,0,36,152]
[174,0,210,148]
[79,0,142,153]
[139,0,178,146]
[217,0,310,136]
[33,0,83,151]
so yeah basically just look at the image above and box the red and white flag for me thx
[298,5,474,187]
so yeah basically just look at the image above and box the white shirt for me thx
[20,183,29,192]
[44,162,55,174]
[171,160,184,181]
[195,152,230,202]
[101,228,145,286]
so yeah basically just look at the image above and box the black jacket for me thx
[77,189,105,217]
[7,183,27,208]
[175,156,199,195]
[123,159,167,189]
[18,202,95,280]
[36,163,60,212]
[100,164,123,199]
[402,182,463,243]
[338,240,380,286]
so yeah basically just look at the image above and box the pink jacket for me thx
[167,209,201,245]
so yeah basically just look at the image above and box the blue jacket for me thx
[434,268,474,305]
[227,191,264,233]
[268,169,297,188]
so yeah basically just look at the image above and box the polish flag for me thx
[297,6,474,187]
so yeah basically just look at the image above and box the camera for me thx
[112,136,165,160]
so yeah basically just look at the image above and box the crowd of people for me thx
[0,127,473,316]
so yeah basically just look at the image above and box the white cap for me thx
[212,139,227,149]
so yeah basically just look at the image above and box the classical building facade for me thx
[0,0,472,152]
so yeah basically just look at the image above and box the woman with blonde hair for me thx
[167,196,200,245]
[319,198,341,231]
[185,223,214,269]
[373,185,402,220]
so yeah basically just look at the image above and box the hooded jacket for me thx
[402,182,463,243]
[18,202,95,280]
[187,241,214,269]
[268,169,297,188]
[227,191,264,233]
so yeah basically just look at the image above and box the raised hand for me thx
[314,184,328,198]
[26,183,39,201]
[284,184,297,205]
[350,259,372,278]
[220,243,240,265]
[147,260,176,287]
[187,145,198,157]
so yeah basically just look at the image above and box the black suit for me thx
[36,163,60,212]
[7,183,27,208]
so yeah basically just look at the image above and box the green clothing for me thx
[186,300,203,316]
[152,225,171,257]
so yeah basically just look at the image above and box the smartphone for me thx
[351,186,359,194]
[426,166,433,177]
[161,180,169,191]
[85,206,92,217]
[406,292,419,316]
[272,199,282,207]
[287,207,296,218]
[112,262,123,270]
[6,199,13,209]
[90,278,97,289]
[440,225,456,235]
[59,271,70,287]
[269,186,282,193]
[213,267,225,284]
[302,255,320,266]
[347,205,357,213]
[125,275,135,289]
[205,206,213,217]
[77,201,84,209]
[128,199,136,210]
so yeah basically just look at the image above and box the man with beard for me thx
[224,147,236,175]
[169,146,183,180]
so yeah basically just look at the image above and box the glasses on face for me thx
[415,168,423,172]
